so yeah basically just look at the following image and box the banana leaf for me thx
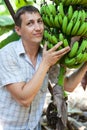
[0,15,14,26]
[0,31,20,48]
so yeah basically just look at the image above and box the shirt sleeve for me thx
[0,49,25,88]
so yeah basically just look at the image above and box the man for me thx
[0,5,86,130]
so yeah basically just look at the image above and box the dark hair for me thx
[14,5,40,27]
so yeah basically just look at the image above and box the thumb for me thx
[43,42,47,52]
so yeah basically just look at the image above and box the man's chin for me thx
[34,38,42,43]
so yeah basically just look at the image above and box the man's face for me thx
[15,12,44,45]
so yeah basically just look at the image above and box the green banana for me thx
[68,41,79,58]
[40,5,46,14]
[57,2,65,17]
[54,14,60,28]
[80,22,87,36]
[84,30,87,37]
[47,41,54,49]
[49,14,54,27]
[77,10,83,20]
[77,0,82,4]
[82,53,87,62]
[58,13,63,25]
[62,15,68,34]
[71,18,81,36]
[77,22,87,36]
[64,55,76,67]
[63,39,69,47]
[81,10,86,23]
[71,10,79,24]
[67,5,73,21]
[43,15,51,27]
[45,5,51,17]
[80,0,87,4]
[71,11,82,35]
[63,0,72,6]
[71,0,78,4]
[77,40,87,54]
[72,10,79,19]
[48,4,56,16]
[43,30,52,42]
[43,30,49,40]
[61,0,66,4]
[43,30,48,38]
[65,19,74,35]
[53,0,59,5]
[44,30,58,45]
[78,52,87,63]
[50,35,58,44]
[66,11,79,35]
[75,52,84,63]
[58,33,64,41]
[68,62,82,69]
[75,0,81,4]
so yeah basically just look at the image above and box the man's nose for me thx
[34,23,40,30]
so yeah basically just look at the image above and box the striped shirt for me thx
[0,39,48,130]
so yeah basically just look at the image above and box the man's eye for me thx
[38,20,43,23]
[27,22,33,26]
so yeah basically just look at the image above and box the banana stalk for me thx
[57,64,67,98]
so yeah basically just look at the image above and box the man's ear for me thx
[15,26,21,36]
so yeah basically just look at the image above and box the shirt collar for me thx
[16,39,25,55]
[16,38,43,56]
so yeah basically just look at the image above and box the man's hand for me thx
[42,41,70,68]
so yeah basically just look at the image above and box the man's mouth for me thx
[34,33,42,37]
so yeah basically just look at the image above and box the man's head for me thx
[14,5,44,44]
[14,5,40,27]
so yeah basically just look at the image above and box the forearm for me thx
[15,61,50,107]
[64,62,87,92]
[23,61,49,99]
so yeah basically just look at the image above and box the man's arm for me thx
[7,42,70,107]
[64,62,87,92]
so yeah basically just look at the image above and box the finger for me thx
[49,41,63,52]
[54,46,70,56]
[43,42,47,52]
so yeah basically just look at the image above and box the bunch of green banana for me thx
[61,9,87,36]
[63,39,87,68]
[58,33,69,47]
[61,9,78,35]
[43,29,70,50]
[40,4,57,28]
[43,30,58,45]
[60,0,87,6]
[40,0,87,70]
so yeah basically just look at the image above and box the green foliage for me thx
[0,0,34,44]
[0,31,20,48]
[15,0,34,9]
[0,15,14,26]
[0,25,14,35]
